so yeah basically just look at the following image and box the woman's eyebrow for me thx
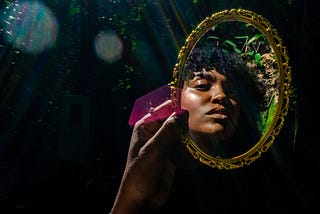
[193,72,216,81]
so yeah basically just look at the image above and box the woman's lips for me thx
[206,108,229,119]
[207,113,228,119]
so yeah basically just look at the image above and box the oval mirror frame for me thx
[170,9,292,170]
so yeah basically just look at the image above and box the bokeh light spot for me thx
[1,1,58,54]
[94,30,123,64]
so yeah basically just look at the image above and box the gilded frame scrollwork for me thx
[170,9,292,169]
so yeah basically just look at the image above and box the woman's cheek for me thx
[181,93,200,110]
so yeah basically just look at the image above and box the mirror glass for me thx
[170,9,292,169]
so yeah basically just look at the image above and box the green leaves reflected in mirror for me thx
[170,9,292,169]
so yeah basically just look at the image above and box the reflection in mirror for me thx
[180,41,263,159]
[170,9,292,169]
[204,21,280,136]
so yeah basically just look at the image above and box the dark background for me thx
[0,0,317,213]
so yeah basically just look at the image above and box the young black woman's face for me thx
[180,69,240,141]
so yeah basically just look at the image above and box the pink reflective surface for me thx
[128,84,174,126]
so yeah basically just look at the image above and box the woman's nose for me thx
[210,84,226,103]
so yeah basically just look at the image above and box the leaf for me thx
[70,6,80,16]
[254,53,262,61]
[247,51,255,56]
[223,40,237,47]
[247,34,264,45]
[207,36,220,40]
[234,36,249,39]
[234,47,241,54]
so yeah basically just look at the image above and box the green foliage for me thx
[112,65,139,92]
[107,1,150,93]
[70,5,80,16]
[221,32,266,67]
[258,95,277,133]
[207,23,268,68]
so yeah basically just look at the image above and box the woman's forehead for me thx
[188,68,227,79]
[194,69,215,75]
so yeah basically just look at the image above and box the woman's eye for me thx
[195,83,211,90]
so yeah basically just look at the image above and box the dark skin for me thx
[181,68,240,155]
[111,49,244,213]
[111,73,239,213]
[110,100,189,214]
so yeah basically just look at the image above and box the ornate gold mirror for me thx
[170,9,292,169]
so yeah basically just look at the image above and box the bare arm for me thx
[110,100,182,214]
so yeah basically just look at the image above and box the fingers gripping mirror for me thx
[170,9,292,170]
